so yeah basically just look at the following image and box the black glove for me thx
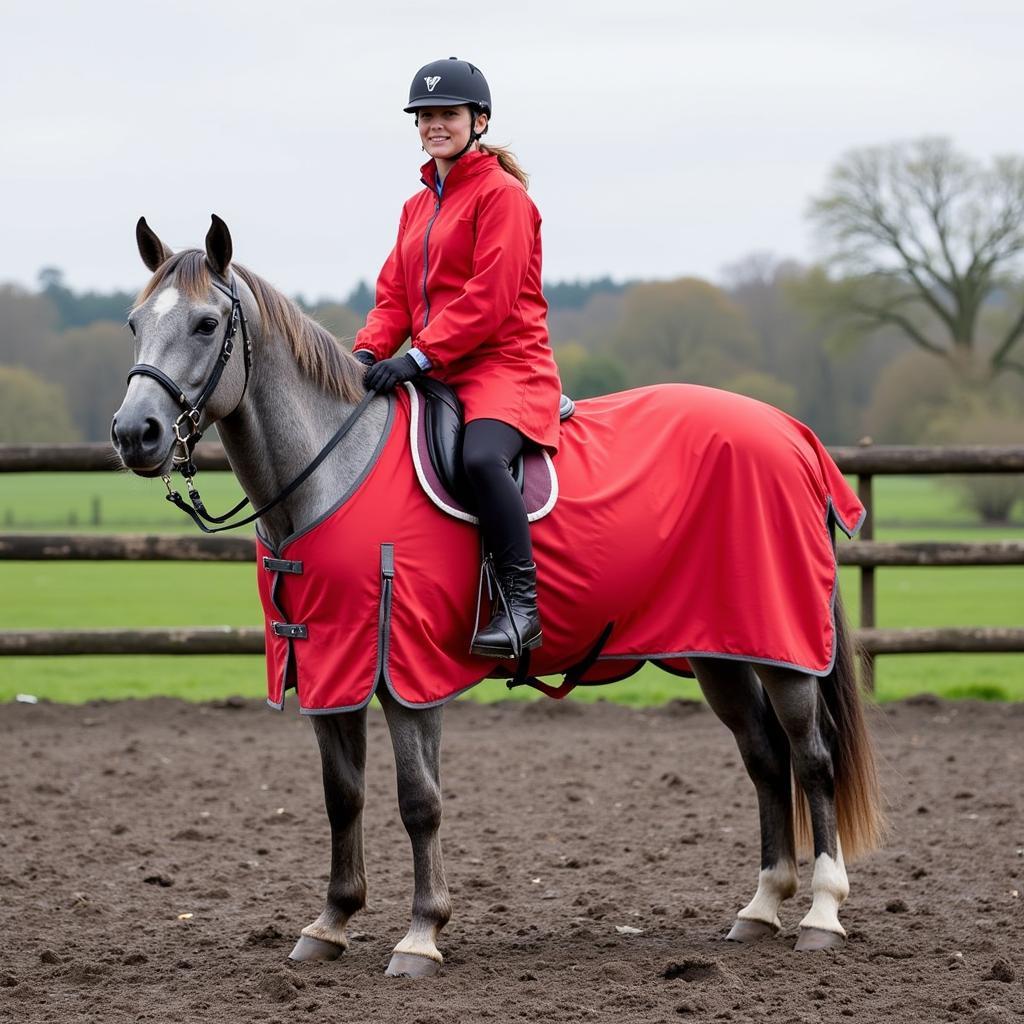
[364,353,422,393]
[353,349,376,368]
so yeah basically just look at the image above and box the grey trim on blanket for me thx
[379,673,491,711]
[257,393,396,557]
[298,690,377,715]
[830,493,866,540]
[597,649,837,679]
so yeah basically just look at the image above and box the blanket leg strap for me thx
[506,622,614,700]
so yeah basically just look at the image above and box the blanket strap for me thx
[506,622,614,700]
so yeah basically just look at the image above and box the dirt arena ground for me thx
[0,694,1021,1023]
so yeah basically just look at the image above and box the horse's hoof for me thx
[726,918,779,942]
[288,935,345,962]
[794,927,845,952]
[385,952,442,978]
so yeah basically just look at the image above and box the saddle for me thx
[406,378,573,524]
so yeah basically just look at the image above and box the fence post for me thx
[857,470,875,691]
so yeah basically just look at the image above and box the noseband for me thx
[124,270,376,534]
[126,272,253,480]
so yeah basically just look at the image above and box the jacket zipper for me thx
[421,195,442,328]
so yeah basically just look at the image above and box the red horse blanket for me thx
[256,384,864,713]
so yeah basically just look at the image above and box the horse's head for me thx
[111,215,252,477]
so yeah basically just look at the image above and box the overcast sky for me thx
[2,0,1020,301]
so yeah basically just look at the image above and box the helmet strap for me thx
[451,106,487,160]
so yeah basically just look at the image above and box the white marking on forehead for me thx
[153,286,179,320]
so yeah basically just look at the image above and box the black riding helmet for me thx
[405,57,490,160]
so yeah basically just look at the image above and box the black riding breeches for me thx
[461,418,533,567]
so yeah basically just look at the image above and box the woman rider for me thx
[353,57,562,661]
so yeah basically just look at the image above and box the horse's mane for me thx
[135,250,366,404]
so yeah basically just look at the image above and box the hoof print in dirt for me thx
[257,970,305,1003]
[662,959,724,983]
[246,924,285,947]
[982,959,1016,983]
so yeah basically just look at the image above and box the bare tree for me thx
[808,138,1024,377]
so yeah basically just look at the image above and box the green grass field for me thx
[1,474,1022,705]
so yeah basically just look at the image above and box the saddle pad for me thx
[405,382,558,524]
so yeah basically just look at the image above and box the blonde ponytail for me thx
[478,143,530,189]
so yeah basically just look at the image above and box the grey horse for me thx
[112,216,884,977]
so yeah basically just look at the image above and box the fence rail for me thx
[4,533,1024,568]
[0,628,264,656]
[3,442,1023,689]
[4,441,1024,474]
[4,626,1024,658]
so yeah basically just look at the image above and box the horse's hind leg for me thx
[378,687,451,978]
[289,708,368,962]
[756,666,849,951]
[690,658,798,941]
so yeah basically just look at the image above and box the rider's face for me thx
[417,106,486,161]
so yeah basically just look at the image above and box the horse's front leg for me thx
[691,658,798,941]
[378,687,451,978]
[289,708,368,962]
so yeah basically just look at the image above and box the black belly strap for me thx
[505,622,614,700]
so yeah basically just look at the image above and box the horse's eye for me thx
[196,318,219,335]
[127,319,137,336]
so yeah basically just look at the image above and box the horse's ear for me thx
[205,214,233,277]
[136,217,173,272]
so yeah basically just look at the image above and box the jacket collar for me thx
[419,149,496,195]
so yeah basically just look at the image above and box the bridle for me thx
[127,272,252,482]
[125,270,375,534]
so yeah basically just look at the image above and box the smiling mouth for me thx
[428,136,450,142]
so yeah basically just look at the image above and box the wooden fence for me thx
[3,442,1023,689]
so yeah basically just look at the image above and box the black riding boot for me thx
[470,558,543,659]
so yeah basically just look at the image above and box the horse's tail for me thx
[793,590,885,859]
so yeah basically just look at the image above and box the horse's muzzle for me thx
[111,412,171,476]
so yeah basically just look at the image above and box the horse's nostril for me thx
[142,418,162,447]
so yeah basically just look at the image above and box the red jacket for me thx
[353,150,562,450]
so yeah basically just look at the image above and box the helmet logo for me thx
[424,76,441,92]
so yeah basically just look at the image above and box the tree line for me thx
[2,137,1023,516]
